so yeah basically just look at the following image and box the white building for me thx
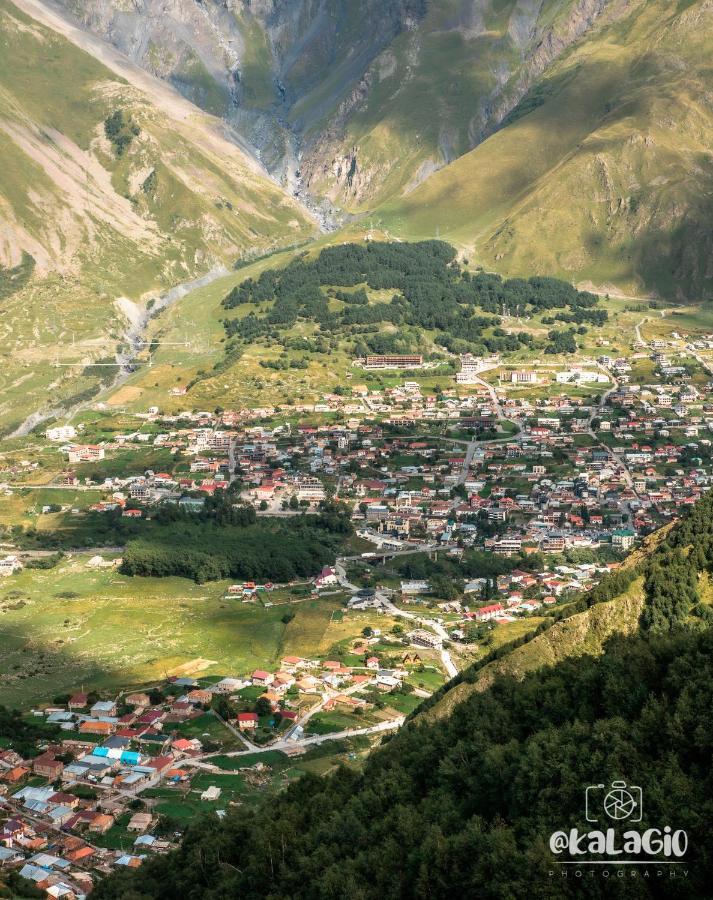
[67,445,105,463]
[555,369,609,384]
[400,580,430,595]
[456,354,482,384]
[407,629,442,649]
[511,370,538,384]
[46,425,77,442]
[296,478,326,502]
[0,555,22,577]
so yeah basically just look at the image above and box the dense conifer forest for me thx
[221,241,607,358]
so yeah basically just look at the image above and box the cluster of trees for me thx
[259,356,308,370]
[119,520,337,584]
[95,625,713,899]
[103,109,140,157]
[120,500,352,584]
[640,490,713,633]
[12,490,256,551]
[395,547,543,585]
[0,251,35,301]
[544,327,580,354]
[0,706,59,759]
[13,488,352,584]
[220,241,605,358]
[641,547,699,633]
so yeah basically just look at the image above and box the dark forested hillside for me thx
[221,241,606,359]
[92,628,713,900]
[94,495,713,900]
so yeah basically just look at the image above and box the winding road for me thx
[334,561,459,679]
[183,719,405,773]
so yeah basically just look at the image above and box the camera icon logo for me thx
[585,781,643,823]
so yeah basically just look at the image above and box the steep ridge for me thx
[297,0,623,210]
[381,0,713,300]
[418,525,669,723]
[421,576,645,723]
[0,0,315,433]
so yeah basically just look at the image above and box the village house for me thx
[474,603,505,622]
[68,693,87,710]
[127,812,154,832]
[32,753,63,781]
[125,693,151,708]
[236,712,258,730]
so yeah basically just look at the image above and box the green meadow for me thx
[0,554,406,707]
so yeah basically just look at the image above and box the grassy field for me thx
[0,487,105,528]
[0,554,409,706]
[173,713,242,751]
[141,738,372,822]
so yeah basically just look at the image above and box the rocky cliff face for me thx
[54,0,424,184]
[51,0,622,211]
[298,0,626,209]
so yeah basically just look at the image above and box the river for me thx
[9,264,230,438]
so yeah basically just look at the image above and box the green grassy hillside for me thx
[381,0,713,300]
[299,0,624,210]
[423,576,646,723]
[0,0,315,434]
[418,524,674,723]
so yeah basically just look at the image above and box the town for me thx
[2,327,713,896]
[0,644,419,896]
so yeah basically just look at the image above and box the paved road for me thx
[211,708,259,752]
[587,363,618,429]
[335,560,459,679]
[457,439,478,486]
[184,719,405,772]
[470,373,506,421]
[379,595,459,679]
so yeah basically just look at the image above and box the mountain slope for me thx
[381,0,713,300]
[52,0,626,208]
[0,0,315,433]
[420,526,671,723]
[96,631,713,899]
[422,574,646,723]
[52,0,426,184]
[48,0,713,299]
